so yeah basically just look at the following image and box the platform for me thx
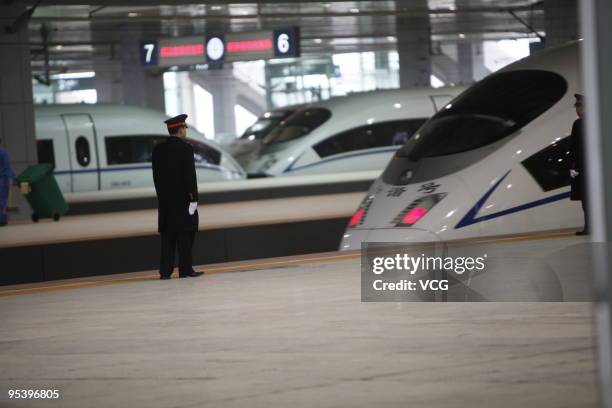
[0,237,599,408]
[0,193,363,285]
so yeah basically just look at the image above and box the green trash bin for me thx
[15,164,68,223]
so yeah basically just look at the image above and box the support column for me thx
[457,42,473,84]
[0,1,37,221]
[93,45,122,104]
[395,0,431,88]
[94,23,165,111]
[201,69,236,138]
[545,0,579,48]
[119,25,165,112]
[579,1,612,407]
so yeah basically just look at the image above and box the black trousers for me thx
[581,198,590,232]
[159,231,195,277]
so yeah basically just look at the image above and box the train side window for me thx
[189,141,221,166]
[75,136,90,167]
[313,118,428,158]
[37,139,55,168]
[105,135,166,165]
[521,136,572,191]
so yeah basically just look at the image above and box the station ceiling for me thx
[25,0,545,75]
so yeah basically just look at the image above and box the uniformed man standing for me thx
[0,140,16,227]
[152,114,204,280]
[569,93,588,235]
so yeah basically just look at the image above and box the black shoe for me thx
[160,275,172,280]
[576,230,589,236]
[179,271,204,278]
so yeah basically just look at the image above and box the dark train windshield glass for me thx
[239,110,296,140]
[262,108,331,146]
[397,70,568,160]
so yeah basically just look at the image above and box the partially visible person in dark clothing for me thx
[0,140,16,226]
[569,93,588,235]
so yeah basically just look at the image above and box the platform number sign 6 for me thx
[140,41,158,66]
[273,28,300,57]
[277,33,290,54]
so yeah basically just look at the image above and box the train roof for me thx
[33,103,220,146]
[498,40,580,85]
[306,86,465,110]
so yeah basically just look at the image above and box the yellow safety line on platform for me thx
[0,252,359,297]
[0,229,580,297]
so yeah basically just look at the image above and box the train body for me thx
[340,42,583,249]
[244,87,465,177]
[34,104,245,193]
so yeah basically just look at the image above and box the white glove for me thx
[570,169,579,179]
[188,202,198,215]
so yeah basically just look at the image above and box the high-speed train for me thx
[244,87,465,176]
[34,104,245,193]
[340,41,583,250]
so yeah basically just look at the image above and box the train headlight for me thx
[348,195,375,228]
[348,208,365,227]
[393,193,447,227]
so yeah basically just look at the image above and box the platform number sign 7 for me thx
[140,41,158,66]
[273,28,300,58]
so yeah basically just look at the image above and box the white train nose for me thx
[339,227,441,251]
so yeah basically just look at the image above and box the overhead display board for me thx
[206,28,300,62]
[141,28,300,68]
[141,36,206,68]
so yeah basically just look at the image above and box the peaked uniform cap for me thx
[164,114,188,129]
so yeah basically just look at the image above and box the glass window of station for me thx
[397,70,568,160]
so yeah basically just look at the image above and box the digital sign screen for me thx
[219,28,300,62]
[142,28,300,68]
[141,36,206,68]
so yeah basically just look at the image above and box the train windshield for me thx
[189,141,222,165]
[397,70,567,160]
[239,110,296,140]
[262,108,332,146]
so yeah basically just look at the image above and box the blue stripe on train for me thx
[284,146,400,173]
[53,163,227,176]
[455,170,571,229]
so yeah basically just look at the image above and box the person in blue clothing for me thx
[0,140,16,226]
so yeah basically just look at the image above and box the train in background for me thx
[34,104,245,194]
[244,87,466,177]
[340,41,583,250]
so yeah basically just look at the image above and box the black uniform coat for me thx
[152,136,199,232]
[569,118,585,201]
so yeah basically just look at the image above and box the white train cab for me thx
[244,87,465,177]
[340,41,585,249]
